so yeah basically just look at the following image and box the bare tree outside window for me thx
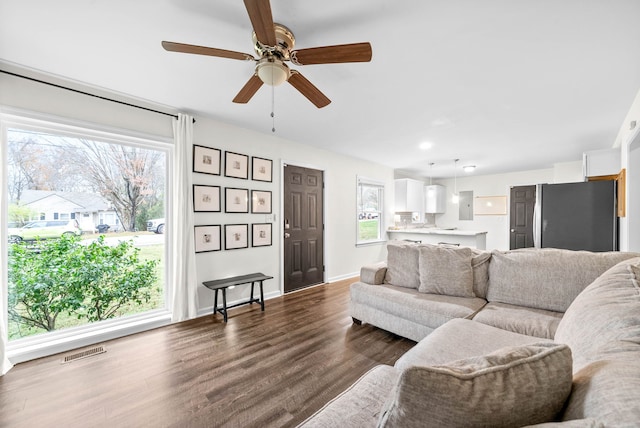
[68,140,164,231]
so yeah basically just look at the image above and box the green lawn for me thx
[358,219,380,240]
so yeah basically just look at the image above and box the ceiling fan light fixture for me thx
[463,165,476,173]
[256,58,290,86]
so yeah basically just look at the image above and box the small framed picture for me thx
[252,223,272,247]
[252,156,273,182]
[194,225,221,253]
[225,151,249,179]
[251,190,272,214]
[225,224,249,250]
[193,185,221,212]
[225,188,249,213]
[193,145,221,175]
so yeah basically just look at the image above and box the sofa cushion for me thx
[418,245,474,297]
[350,282,486,333]
[384,241,420,289]
[298,365,400,427]
[562,359,640,426]
[487,249,638,312]
[471,249,491,298]
[554,258,640,369]
[360,261,387,285]
[395,318,549,371]
[553,258,640,425]
[379,342,573,428]
[471,302,563,339]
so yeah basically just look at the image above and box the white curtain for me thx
[1,139,13,374]
[171,113,199,322]
[1,316,12,375]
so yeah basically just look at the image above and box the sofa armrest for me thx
[360,262,387,285]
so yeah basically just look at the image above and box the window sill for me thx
[356,239,387,248]
[7,310,172,364]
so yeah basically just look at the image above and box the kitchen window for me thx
[357,176,385,245]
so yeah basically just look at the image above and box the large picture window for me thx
[2,113,170,350]
[357,176,385,245]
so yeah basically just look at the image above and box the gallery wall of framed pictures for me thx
[192,145,274,252]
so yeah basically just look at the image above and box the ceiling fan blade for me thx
[162,41,255,61]
[290,42,372,65]
[288,71,331,108]
[243,0,276,46]
[233,74,264,104]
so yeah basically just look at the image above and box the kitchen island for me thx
[387,228,488,250]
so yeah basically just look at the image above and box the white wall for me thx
[0,67,394,319]
[0,64,174,138]
[620,126,640,252]
[616,88,640,252]
[433,168,552,250]
[191,118,393,312]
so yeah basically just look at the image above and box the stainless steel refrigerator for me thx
[534,181,618,252]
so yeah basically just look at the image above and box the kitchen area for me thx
[390,178,488,250]
[389,146,628,252]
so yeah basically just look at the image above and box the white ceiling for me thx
[1,0,639,178]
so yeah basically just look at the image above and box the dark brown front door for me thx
[283,164,324,292]
[509,185,536,249]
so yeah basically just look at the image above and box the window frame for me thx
[356,176,386,246]
[1,108,174,363]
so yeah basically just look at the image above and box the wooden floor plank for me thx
[0,278,415,428]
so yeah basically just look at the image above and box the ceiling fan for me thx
[162,0,372,108]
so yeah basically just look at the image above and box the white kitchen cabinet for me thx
[425,184,446,213]
[394,179,424,213]
[583,148,620,178]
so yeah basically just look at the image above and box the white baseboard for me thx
[327,272,359,283]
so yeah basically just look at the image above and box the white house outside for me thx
[14,190,120,232]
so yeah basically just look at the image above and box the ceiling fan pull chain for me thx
[271,83,276,133]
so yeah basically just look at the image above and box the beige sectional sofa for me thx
[299,242,640,427]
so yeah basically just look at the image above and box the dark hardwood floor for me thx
[0,278,415,428]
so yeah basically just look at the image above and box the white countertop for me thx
[387,228,487,236]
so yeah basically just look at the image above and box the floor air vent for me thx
[62,345,106,363]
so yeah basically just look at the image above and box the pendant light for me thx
[428,162,435,185]
[452,159,459,204]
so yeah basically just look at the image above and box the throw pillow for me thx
[378,342,573,428]
[384,241,420,289]
[418,245,474,297]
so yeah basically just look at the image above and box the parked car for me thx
[96,224,110,233]
[358,212,379,220]
[8,219,82,243]
[147,218,165,234]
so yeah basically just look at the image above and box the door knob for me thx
[284,233,291,238]
[510,229,515,232]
